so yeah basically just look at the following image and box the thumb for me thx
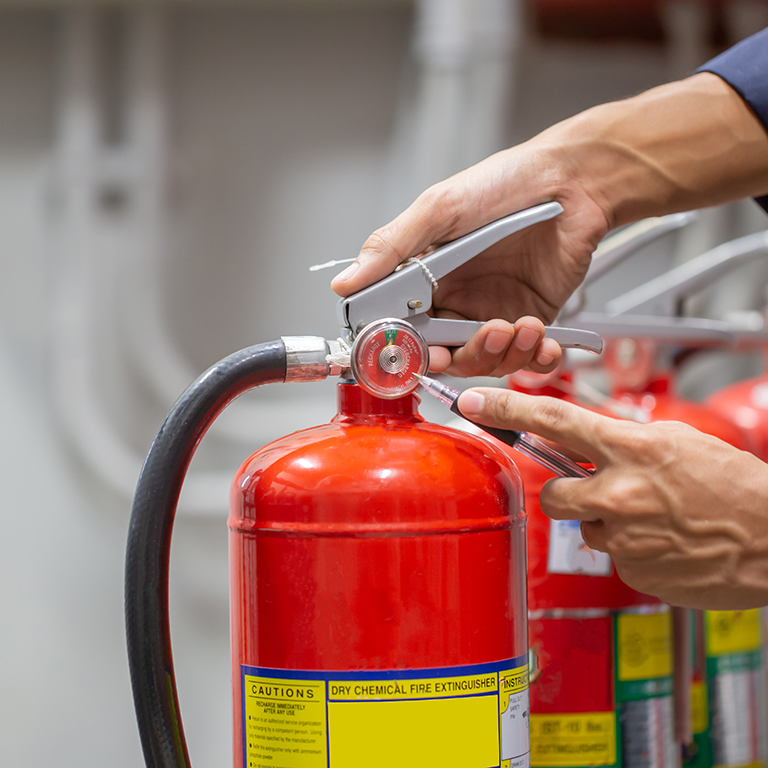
[457,387,612,466]
[331,185,460,297]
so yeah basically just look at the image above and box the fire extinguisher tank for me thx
[229,382,530,768]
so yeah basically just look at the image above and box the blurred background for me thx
[2,0,768,764]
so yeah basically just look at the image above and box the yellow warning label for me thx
[617,611,673,681]
[500,665,532,768]
[243,675,327,768]
[244,661,530,768]
[706,610,762,656]
[500,666,530,701]
[691,680,708,735]
[530,712,616,767]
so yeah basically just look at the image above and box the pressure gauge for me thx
[350,319,429,399]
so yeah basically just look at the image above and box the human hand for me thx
[331,136,611,377]
[456,386,768,610]
[333,73,768,379]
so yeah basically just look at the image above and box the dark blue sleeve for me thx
[696,28,768,213]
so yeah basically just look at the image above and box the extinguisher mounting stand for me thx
[566,228,768,348]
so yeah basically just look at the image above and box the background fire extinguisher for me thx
[657,229,768,768]
[508,214,728,768]
[570,230,768,768]
[702,231,768,460]
[454,365,679,768]
[442,216,726,768]
[600,340,765,768]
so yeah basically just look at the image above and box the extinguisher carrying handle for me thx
[125,337,336,768]
[562,312,736,346]
[558,211,698,320]
[606,229,768,319]
[336,202,604,354]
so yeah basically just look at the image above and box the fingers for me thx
[430,318,563,377]
[539,476,606,523]
[581,520,608,551]
[332,184,460,297]
[456,386,613,465]
[428,346,453,373]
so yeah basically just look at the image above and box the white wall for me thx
[0,3,766,766]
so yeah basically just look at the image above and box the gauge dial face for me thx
[350,319,429,399]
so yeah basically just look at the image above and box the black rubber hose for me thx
[125,340,288,768]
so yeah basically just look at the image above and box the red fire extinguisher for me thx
[520,336,760,768]
[124,205,604,767]
[443,358,677,768]
[707,361,768,461]
[557,218,768,768]
[588,228,768,768]
[129,324,531,768]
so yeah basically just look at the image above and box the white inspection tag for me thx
[546,519,613,576]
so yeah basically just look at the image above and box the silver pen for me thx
[413,373,592,479]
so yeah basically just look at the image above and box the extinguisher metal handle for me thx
[562,312,736,346]
[407,314,603,352]
[558,211,698,320]
[606,229,768,318]
[337,202,604,354]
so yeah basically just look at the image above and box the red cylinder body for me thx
[613,374,754,453]
[229,383,529,768]
[509,365,753,768]
[706,368,768,460]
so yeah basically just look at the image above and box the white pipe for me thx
[464,0,521,166]
[409,0,473,190]
[119,7,201,408]
[117,10,320,446]
[50,9,233,518]
[661,1,710,81]
[51,9,140,498]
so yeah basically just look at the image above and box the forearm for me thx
[538,73,768,229]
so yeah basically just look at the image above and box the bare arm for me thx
[564,73,768,228]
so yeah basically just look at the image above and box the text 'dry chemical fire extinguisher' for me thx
[125,204,604,768]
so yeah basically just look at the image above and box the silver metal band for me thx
[282,336,330,382]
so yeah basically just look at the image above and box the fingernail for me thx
[514,327,540,352]
[537,351,555,366]
[335,261,360,282]
[459,391,485,415]
[485,331,512,355]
